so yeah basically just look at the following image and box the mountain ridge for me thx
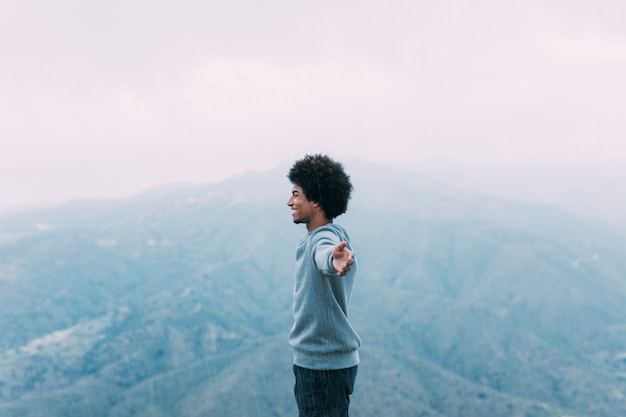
[1,161,626,416]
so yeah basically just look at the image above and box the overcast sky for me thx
[1,0,624,218]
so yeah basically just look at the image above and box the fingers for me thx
[337,253,355,276]
[333,241,355,276]
[338,266,350,276]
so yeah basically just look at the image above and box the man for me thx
[287,154,361,417]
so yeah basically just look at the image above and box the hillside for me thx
[1,162,626,417]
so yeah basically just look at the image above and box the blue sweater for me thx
[289,223,361,370]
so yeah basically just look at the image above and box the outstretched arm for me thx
[332,241,355,277]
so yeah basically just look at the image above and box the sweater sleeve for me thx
[311,230,340,275]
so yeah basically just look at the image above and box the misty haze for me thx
[1,0,624,219]
[1,161,626,416]
[2,0,626,416]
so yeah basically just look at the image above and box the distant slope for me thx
[1,161,626,417]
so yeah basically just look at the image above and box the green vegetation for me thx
[1,164,625,416]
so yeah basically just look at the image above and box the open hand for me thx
[332,241,354,277]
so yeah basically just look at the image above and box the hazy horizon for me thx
[1,159,623,223]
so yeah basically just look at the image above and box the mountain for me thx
[1,161,626,417]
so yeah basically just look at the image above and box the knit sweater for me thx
[289,223,361,370]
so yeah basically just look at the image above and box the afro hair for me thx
[287,154,353,220]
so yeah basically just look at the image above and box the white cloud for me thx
[97,239,118,247]
[184,60,394,119]
[1,0,625,217]
[539,33,626,62]
[34,223,54,231]
[117,89,154,122]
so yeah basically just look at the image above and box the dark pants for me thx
[293,364,358,417]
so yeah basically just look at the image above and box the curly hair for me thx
[287,154,353,220]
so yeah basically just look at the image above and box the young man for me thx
[287,154,361,417]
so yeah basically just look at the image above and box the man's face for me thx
[287,185,315,225]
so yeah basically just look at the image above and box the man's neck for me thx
[306,215,332,232]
